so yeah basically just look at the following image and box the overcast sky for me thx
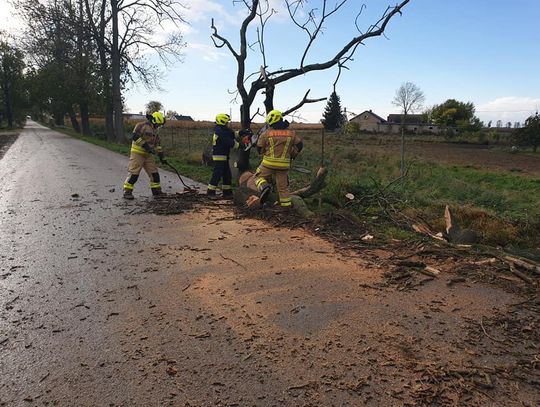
[2,0,539,124]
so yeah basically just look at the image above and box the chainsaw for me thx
[242,123,269,151]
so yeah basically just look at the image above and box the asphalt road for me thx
[1,122,538,406]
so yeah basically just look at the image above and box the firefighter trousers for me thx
[208,160,232,192]
[254,165,292,207]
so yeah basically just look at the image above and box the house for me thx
[351,110,441,134]
[123,113,146,121]
[172,114,194,121]
[387,114,426,125]
[349,110,387,132]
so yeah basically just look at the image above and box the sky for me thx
[2,0,539,125]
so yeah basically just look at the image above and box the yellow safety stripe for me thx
[134,137,144,145]
[255,178,268,188]
[212,155,228,161]
[262,156,291,169]
[222,185,232,190]
[212,134,218,146]
[233,141,239,150]
[150,182,161,189]
[123,182,134,190]
[207,184,218,190]
[131,144,148,155]
[280,201,292,207]
[281,137,292,159]
[269,137,275,158]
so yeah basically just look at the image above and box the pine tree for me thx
[322,91,344,131]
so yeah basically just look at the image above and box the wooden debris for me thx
[504,255,540,275]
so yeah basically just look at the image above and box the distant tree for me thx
[145,101,163,114]
[496,120,502,128]
[166,110,178,119]
[506,122,512,128]
[431,99,482,131]
[392,81,425,184]
[0,39,25,128]
[487,120,492,128]
[322,91,344,131]
[513,113,540,152]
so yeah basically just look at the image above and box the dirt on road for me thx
[1,123,539,406]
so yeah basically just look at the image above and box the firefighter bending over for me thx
[123,111,167,200]
[207,113,251,199]
[254,110,303,208]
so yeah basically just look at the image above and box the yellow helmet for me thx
[266,110,282,125]
[151,111,165,126]
[215,113,231,126]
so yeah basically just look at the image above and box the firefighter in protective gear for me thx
[254,110,303,207]
[207,113,251,199]
[123,111,167,199]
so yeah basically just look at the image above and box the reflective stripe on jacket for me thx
[259,129,296,169]
[212,125,239,161]
[130,121,161,155]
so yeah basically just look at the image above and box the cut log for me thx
[444,205,478,244]
[233,168,324,218]
[290,167,328,198]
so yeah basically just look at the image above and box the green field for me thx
[56,124,540,251]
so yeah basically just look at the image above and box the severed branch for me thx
[283,89,327,117]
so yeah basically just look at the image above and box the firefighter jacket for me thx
[257,121,303,169]
[130,121,162,156]
[212,125,239,161]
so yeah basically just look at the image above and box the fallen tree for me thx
[233,167,328,218]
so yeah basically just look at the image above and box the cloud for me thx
[477,96,539,124]
[184,0,237,25]
[186,42,228,62]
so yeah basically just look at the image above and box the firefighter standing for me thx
[254,110,303,208]
[207,113,251,199]
[123,111,167,200]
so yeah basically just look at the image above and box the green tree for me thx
[321,91,344,131]
[145,101,163,114]
[513,112,540,152]
[431,99,482,131]
[0,38,25,128]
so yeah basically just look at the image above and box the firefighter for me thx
[207,113,251,199]
[254,110,303,208]
[123,111,167,199]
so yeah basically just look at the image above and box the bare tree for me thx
[211,0,411,171]
[84,0,186,141]
[392,81,425,184]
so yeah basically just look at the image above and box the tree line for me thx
[0,0,185,141]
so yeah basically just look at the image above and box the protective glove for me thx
[158,151,167,164]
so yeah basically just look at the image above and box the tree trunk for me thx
[3,86,13,128]
[54,111,65,126]
[68,107,81,133]
[80,101,91,135]
[111,0,124,143]
[235,102,252,173]
[400,113,406,188]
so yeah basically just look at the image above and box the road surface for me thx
[0,122,538,406]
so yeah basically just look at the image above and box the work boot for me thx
[123,189,134,200]
[151,188,167,199]
[259,185,271,206]
[222,189,234,200]
[207,189,219,200]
